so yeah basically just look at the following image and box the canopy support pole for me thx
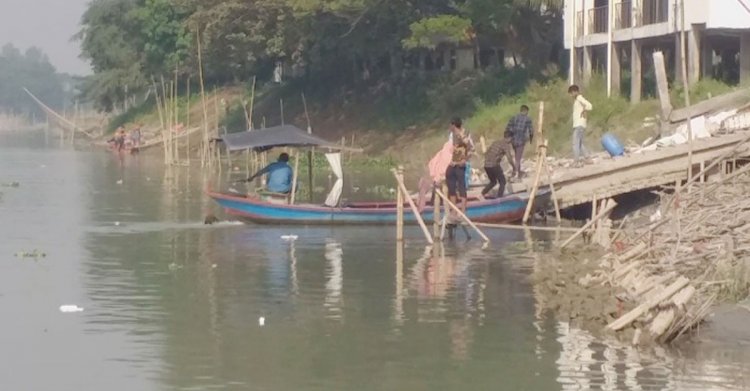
[308,150,314,202]
[290,151,300,205]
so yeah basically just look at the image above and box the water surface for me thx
[1,131,749,390]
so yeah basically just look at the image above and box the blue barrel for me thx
[601,133,625,157]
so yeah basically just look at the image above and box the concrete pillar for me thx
[570,47,579,85]
[741,32,750,86]
[630,40,642,104]
[611,42,622,96]
[701,35,713,79]
[583,46,593,85]
[687,25,702,85]
[455,48,474,71]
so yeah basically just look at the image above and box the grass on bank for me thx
[466,75,739,158]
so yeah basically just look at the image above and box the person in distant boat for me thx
[446,117,474,218]
[482,131,516,199]
[246,153,293,194]
[130,125,142,154]
[505,104,533,179]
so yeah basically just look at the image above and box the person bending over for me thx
[482,131,516,199]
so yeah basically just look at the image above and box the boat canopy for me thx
[219,125,343,152]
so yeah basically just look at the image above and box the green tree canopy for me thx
[76,0,565,111]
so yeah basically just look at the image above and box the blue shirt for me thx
[259,161,293,193]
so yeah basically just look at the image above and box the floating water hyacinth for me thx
[1,182,20,188]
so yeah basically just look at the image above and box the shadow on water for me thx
[1,130,749,390]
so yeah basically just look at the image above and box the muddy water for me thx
[1,131,749,390]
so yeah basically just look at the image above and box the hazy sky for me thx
[0,0,91,75]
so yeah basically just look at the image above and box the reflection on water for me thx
[324,240,344,321]
[0,131,749,390]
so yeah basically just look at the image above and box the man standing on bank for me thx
[569,84,593,167]
[505,105,533,179]
[482,130,516,199]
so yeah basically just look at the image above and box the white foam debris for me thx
[59,305,84,313]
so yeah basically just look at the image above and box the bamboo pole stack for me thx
[543,152,750,345]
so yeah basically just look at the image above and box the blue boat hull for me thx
[208,188,551,225]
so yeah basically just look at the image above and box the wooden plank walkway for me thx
[507,131,750,208]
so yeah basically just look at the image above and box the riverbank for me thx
[534,160,750,347]
[98,74,740,171]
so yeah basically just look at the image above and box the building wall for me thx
[565,0,750,48]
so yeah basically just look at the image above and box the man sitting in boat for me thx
[247,153,293,194]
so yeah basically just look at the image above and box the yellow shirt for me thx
[573,95,593,128]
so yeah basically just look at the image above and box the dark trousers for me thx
[513,143,525,177]
[482,166,506,198]
[446,165,467,198]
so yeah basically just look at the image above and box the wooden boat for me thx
[207,187,551,225]
[208,124,550,225]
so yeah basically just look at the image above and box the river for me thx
[1,131,749,390]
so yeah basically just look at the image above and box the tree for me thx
[0,44,64,116]
[76,0,191,111]
[403,15,473,50]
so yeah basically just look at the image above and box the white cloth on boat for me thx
[324,152,344,207]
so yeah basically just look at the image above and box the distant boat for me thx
[208,188,551,225]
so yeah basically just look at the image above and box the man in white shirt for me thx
[568,84,593,167]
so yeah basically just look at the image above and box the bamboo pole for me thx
[433,185,442,239]
[392,168,434,244]
[434,189,490,243]
[440,184,449,241]
[280,99,285,125]
[396,166,404,241]
[545,164,562,222]
[476,222,581,233]
[607,277,690,331]
[523,102,546,224]
[290,151,300,205]
[213,89,221,167]
[679,0,694,190]
[196,29,209,167]
[245,149,250,178]
[523,141,548,223]
[248,76,256,129]
[160,76,169,165]
[152,79,165,131]
[560,199,617,248]
[302,93,314,202]
[175,72,180,162]
[186,75,191,164]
